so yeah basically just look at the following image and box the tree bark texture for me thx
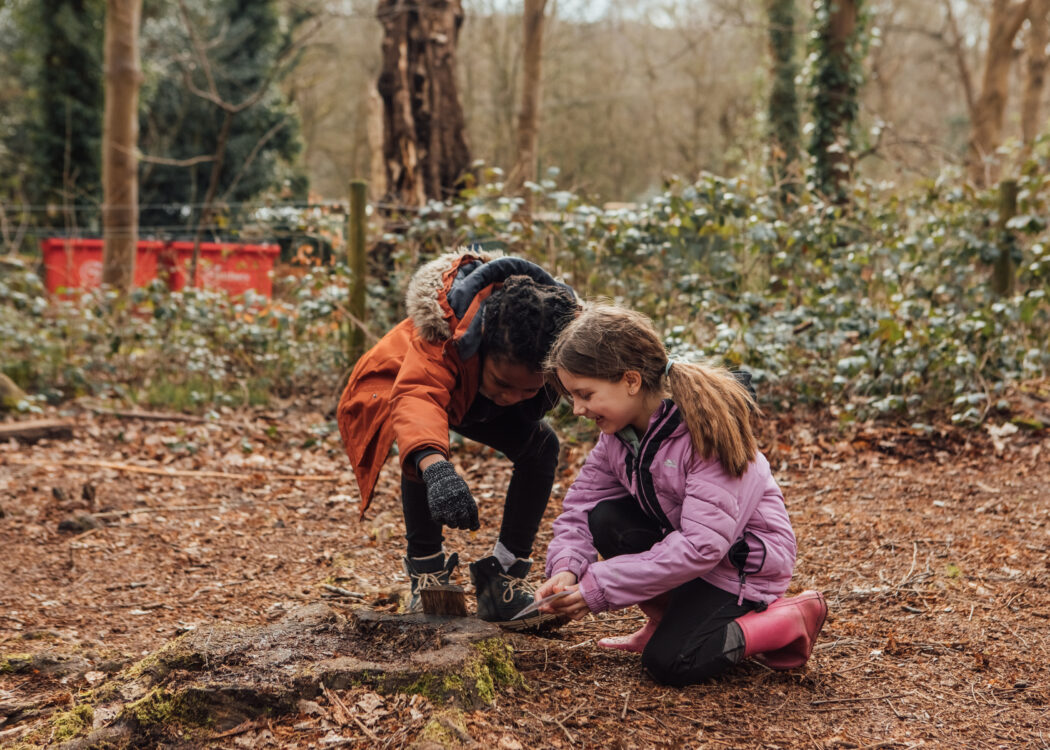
[1022,0,1050,144]
[809,0,861,204]
[969,0,1033,185]
[376,0,471,208]
[766,0,800,200]
[509,0,548,199]
[101,0,142,291]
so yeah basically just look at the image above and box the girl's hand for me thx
[535,572,590,621]
[534,571,576,600]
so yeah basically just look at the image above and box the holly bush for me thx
[2,154,1049,426]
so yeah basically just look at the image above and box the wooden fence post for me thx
[347,180,368,364]
[993,179,1018,297]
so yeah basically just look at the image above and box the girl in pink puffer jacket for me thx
[535,305,827,685]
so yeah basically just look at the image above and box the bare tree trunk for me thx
[1022,0,1050,145]
[376,0,471,208]
[969,0,1033,185]
[367,83,388,201]
[101,0,142,291]
[509,0,549,201]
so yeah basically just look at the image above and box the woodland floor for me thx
[1,400,1048,749]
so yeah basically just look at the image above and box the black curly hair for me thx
[480,275,580,371]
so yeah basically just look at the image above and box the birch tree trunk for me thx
[969,0,1032,185]
[101,0,142,291]
[509,0,549,202]
[376,0,471,209]
[1022,0,1050,145]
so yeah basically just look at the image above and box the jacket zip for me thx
[619,400,678,534]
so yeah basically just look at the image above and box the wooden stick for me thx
[322,584,366,599]
[0,420,74,444]
[810,693,904,706]
[92,504,223,519]
[90,408,209,423]
[351,714,380,742]
[5,457,344,482]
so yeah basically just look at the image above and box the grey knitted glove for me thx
[421,460,480,531]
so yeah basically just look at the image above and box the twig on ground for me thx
[352,714,380,742]
[188,579,253,601]
[810,694,904,706]
[90,408,209,424]
[92,504,223,519]
[321,584,366,599]
[436,715,479,747]
[6,457,343,483]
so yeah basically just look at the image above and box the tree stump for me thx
[41,604,521,747]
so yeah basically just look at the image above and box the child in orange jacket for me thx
[337,250,579,627]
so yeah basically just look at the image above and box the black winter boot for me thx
[469,555,559,630]
[402,551,459,614]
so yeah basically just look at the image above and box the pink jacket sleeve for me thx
[544,436,629,583]
[579,464,742,613]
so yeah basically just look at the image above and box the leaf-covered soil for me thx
[1,402,1048,749]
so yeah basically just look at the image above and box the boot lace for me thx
[413,571,446,591]
[500,573,536,603]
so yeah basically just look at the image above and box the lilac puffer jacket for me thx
[545,400,796,612]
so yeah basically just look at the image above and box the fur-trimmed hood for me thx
[404,249,575,359]
[405,250,492,343]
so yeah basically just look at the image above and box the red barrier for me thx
[163,241,281,296]
[39,239,281,297]
[41,238,163,293]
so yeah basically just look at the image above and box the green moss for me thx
[0,652,34,674]
[468,638,524,703]
[417,709,469,747]
[398,638,522,706]
[51,704,95,742]
[123,635,201,681]
[120,687,212,730]
[476,638,522,687]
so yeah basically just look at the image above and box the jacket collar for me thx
[615,399,683,454]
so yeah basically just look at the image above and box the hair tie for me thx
[664,359,675,376]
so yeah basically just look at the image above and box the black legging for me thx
[587,496,760,685]
[401,409,560,560]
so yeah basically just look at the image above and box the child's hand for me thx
[535,572,589,621]
[534,571,576,600]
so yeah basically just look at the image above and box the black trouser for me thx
[587,497,760,686]
[401,413,560,559]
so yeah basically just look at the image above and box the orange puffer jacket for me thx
[337,251,569,516]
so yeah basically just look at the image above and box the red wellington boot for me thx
[598,598,667,653]
[735,590,827,670]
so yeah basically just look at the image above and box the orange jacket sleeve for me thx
[389,330,462,480]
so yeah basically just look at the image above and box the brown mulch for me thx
[1,403,1048,749]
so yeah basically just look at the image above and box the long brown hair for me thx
[546,305,758,477]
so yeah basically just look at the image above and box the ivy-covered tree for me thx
[808,0,866,204]
[767,0,800,201]
[137,0,308,234]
